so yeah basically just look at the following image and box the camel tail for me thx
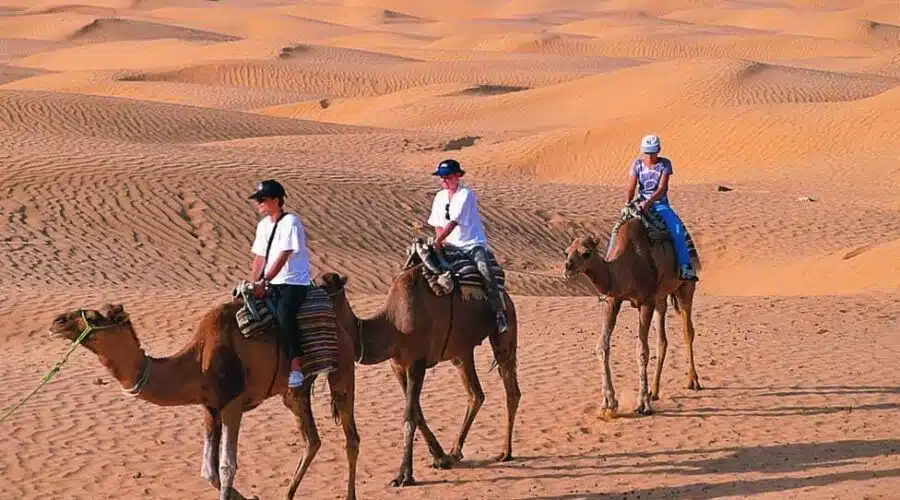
[670,293,681,314]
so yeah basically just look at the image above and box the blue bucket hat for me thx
[432,159,465,177]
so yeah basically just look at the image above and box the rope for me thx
[504,268,569,280]
[0,320,95,424]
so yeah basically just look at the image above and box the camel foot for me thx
[431,453,454,470]
[650,391,660,401]
[599,408,618,421]
[493,451,513,463]
[635,401,654,416]
[687,378,702,391]
[390,473,416,488]
[449,449,464,463]
[202,472,221,490]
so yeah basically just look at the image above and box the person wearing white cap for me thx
[625,135,697,281]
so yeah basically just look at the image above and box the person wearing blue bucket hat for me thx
[427,158,509,333]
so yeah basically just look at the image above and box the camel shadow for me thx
[662,401,900,418]
[516,467,900,499]
[671,384,900,400]
[480,439,900,498]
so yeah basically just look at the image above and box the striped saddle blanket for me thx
[607,201,700,265]
[402,237,506,298]
[232,284,339,379]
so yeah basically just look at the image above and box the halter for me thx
[75,310,151,397]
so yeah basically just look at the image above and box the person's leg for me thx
[651,203,696,280]
[470,246,509,333]
[274,284,308,387]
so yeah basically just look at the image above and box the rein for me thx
[1,311,135,424]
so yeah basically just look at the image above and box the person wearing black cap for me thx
[427,159,509,333]
[248,179,312,388]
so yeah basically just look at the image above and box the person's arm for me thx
[625,175,638,203]
[434,221,458,248]
[250,254,264,281]
[261,250,293,282]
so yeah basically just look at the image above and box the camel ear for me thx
[340,275,348,286]
[105,303,127,323]
[585,235,598,248]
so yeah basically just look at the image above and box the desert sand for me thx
[1,0,899,499]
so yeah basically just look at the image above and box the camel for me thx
[563,213,701,418]
[318,269,521,488]
[47,301,360,500]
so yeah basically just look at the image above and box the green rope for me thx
[0,316,96,424]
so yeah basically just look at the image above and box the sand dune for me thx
[1,1,899,500]
[0,89,377,142]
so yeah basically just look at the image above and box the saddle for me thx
[607,201,700,265]
[232,281,340,379]
[402,237,506,303]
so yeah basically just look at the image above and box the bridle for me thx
[75,310,151,398]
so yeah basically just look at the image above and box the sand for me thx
[1,1,899,499]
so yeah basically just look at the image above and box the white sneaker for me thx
[288,370,304,388]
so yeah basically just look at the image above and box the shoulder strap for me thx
[260,212,288,280]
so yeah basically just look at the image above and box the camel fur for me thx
[47,302,360,500]
[318,269,521,488]
[564,216,701,418]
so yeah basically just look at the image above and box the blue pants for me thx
[651,202,691,269]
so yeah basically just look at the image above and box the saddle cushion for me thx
[608,204,700,265]
[233,285,340,379]
[404,238,506,301]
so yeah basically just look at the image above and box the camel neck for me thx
[356,309,396,365]
[584,257,617,296]
[98,341,204,406]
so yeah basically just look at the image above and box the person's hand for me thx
[639,200,650,212]
[252,280,267,298]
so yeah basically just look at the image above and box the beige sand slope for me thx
[1,1,899,500]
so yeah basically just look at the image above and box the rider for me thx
[626,134,698,281]
[248,179,314,388]
[427,159,509,333]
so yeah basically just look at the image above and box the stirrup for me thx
[679,265,698,282]
[288,370,304,388]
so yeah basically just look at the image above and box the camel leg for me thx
[283,381,321,500]
[598,297,622,417]
[201,406,222,490]
[651,297,669,401]
[218,400,244,500]
[331,388,360,500]
[391,359,427,488]
[389,360,450,469]
[490,324,520,463]
[449,352,484,464]
[677,282,702,390]
[635,303,654,415]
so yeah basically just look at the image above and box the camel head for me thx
[47,303,136,354]
[564,235,601,278]
[319,272,349,302]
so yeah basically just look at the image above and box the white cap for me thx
[641,134,661,154]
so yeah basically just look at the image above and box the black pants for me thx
[269,284,308,360]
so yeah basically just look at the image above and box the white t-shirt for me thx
[251,212,312,285]
[427,185,489,251]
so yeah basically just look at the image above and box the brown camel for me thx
[318,269,521,488]
[47,302,360,500]
[563,215,701,417]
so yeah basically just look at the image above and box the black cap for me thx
[248,179,286,200]
[432,159,465,177]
